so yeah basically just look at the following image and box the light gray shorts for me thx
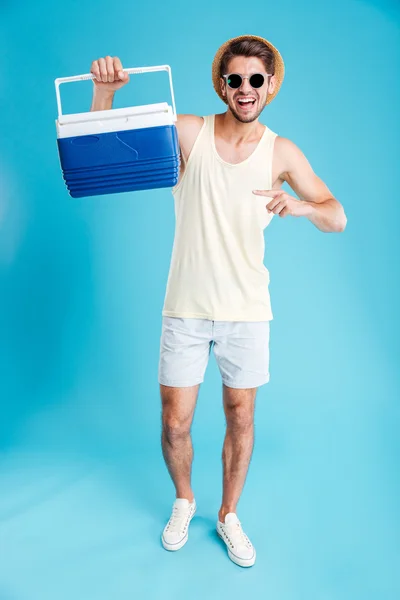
[158,316,271,389]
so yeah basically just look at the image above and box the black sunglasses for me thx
[222,72,272,89]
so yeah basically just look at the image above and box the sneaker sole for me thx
[216,530,256,567]
[161,508,196,551]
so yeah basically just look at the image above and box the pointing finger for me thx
[252,189,283,196]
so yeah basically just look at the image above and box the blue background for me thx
[0,0,399,598]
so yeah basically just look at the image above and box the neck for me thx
[217,110,264,143]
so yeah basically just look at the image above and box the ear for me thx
[220,76,226,98]
[268,74,276,95]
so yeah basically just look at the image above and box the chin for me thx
[228,102,264,124]
[229,107,260,124]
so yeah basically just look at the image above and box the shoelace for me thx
[167,505,192,533]
[224,521,252,549]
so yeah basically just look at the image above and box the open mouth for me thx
[236,97,256,110]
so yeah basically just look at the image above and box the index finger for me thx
[113,56,125,79]
[252,189,283,196]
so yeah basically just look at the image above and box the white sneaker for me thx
[216,512,256,567]
[161,497,196,551]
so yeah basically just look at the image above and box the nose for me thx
[239,77,253,94]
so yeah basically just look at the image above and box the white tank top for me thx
[162,113,277,321]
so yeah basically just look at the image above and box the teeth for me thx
[238,98,255,104]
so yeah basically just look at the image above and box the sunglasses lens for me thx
[249,73,265,88]
[227,74,242,88]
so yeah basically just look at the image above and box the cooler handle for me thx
[54,64,177,122]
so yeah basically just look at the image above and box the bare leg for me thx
[160,383,200,503]
[218,384,257,522]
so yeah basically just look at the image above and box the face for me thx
[220,56,275,123]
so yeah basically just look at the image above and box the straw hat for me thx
[212,34,285,106]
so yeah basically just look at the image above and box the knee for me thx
[162,413,191,444]
[225,404,254,432]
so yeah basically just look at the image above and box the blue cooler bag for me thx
[54,65,180,198]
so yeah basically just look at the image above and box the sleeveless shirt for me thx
[162,113,277,322]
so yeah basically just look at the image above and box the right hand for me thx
[90,56,130,94]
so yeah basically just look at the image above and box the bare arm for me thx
[88,56,203,170]
[90,88,115,111]
[253,137,347,232]
[89,55,129,111]
[277,137,347,232]
[175,114,204,161]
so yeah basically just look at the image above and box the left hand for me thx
[252,189,310,218]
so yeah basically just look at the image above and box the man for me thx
[90,34,347,568]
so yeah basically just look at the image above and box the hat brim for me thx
[212,34,285,106]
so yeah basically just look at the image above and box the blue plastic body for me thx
[57,124,180,198]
